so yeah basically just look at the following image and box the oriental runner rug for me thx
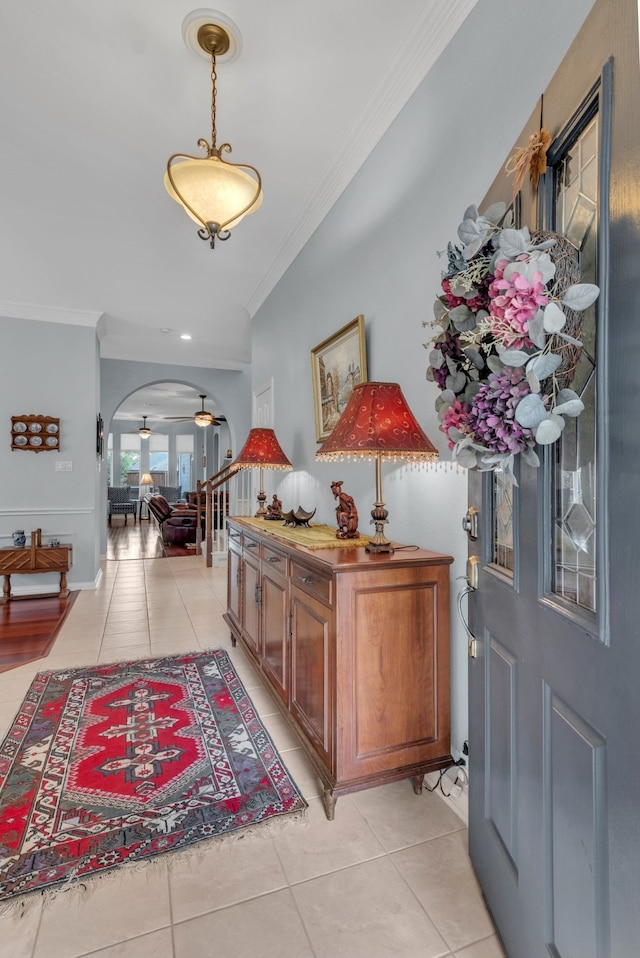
[0,649,306,903]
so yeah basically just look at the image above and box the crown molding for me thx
[0,301,103,327]
[245,0,476,316]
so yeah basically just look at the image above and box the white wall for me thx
[251,0,596,758]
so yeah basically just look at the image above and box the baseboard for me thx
[426,766,469,826]
[7,567,103,597]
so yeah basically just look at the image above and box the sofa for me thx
[145,494,200,545]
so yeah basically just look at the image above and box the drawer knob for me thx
[300,575,313,584]
[267,556,280,563]
[245,541,258,548]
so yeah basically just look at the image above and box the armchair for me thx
[146,494,200,545]
[107,487,137,524]
[158,485,182,502]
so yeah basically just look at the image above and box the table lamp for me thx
[232,428,293,516]
[316,382,438,553]
[139,472,153,495]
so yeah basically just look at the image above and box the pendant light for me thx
[164,18,262,248]
[139,416,151,439]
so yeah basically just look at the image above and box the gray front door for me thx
[467,2,640,956]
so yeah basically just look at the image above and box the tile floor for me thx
[0,555,503,958]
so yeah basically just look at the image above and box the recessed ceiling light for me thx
[180,333,192,340]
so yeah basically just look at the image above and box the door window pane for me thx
[492,469,514,573]
[553,116,598,613]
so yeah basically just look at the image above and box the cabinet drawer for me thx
[242,533,261,557]
[291,561,332,606]
[262,545,289,576]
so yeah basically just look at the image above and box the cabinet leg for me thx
[1,575,10,603]
[59,571,69,599]
[412,774,425,795]
[322,786,337,821]
[230,634,237,647]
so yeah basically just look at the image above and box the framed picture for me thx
[310,315,367,442]
[96,414,104,458]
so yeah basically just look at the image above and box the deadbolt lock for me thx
[462,506,479,541]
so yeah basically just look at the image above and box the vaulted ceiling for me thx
[2,1,476,373]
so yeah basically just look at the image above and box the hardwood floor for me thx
[0,592,78,672]
[107,515,165,559]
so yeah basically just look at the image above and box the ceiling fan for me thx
[163,394,226,428]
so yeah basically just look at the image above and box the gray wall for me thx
[250,0,597,759]
[1,315,101,590]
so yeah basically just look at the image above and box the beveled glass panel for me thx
[553,116,598,613]
[493,469,514,573]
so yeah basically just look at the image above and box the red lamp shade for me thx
[232,428,293,470]
[232,427,292,518]
[316,382,438,553]
[316,382,438,462]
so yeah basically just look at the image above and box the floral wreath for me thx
[425,202,599,482]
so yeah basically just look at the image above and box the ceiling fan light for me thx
[194,412,212,427]
[164,155,262,233]
[139,415,151,439]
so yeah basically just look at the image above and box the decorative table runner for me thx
[239,517,371,550]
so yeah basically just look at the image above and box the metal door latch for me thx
[462,506,479,541]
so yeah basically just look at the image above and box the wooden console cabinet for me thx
[224,517,453,819]
[0,536,72,603]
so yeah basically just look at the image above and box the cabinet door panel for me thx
[335,571,451,780]
[227,541,241,633]
[262,569,289,704]
[290,589,332,767]
[241,555,261,660]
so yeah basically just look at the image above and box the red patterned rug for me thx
[0,649,306,903]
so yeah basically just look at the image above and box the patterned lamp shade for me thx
[316,382,438,462]
[232,428,293,471]
[232,428,292,518]
[316,382,438,553]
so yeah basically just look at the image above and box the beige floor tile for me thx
[98,644,151,663]
[244,685,281,717]
[148,627,196,645]
[174,888,315,958]
[273,795,385,884]
[260,711,305,752]
[292,856,448,958]
[352,778,465,851]
[103,620,149,637]
[0,896,43,958]
[104,609,149,626]
[169,835,288,922]
[43,650,100,669]
[107,598,149,613]
[34,861,171,958]
[77,927,174,958]
[100,630,150,649]
[454,935,506,958]
[54,631,105,649]
[393,831,496,952]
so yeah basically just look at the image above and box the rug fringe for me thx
[0,806,307,916]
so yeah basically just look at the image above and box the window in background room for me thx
[120,433,141,491]
[149,433,169,488]
[177,435,194,494]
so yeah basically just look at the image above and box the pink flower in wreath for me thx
[441,398,471,449]
[488,259,548,349]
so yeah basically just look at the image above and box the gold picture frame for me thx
[310,315,367,442]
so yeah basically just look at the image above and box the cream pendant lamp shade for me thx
[164,155,262,234]
[165,18,262,247]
